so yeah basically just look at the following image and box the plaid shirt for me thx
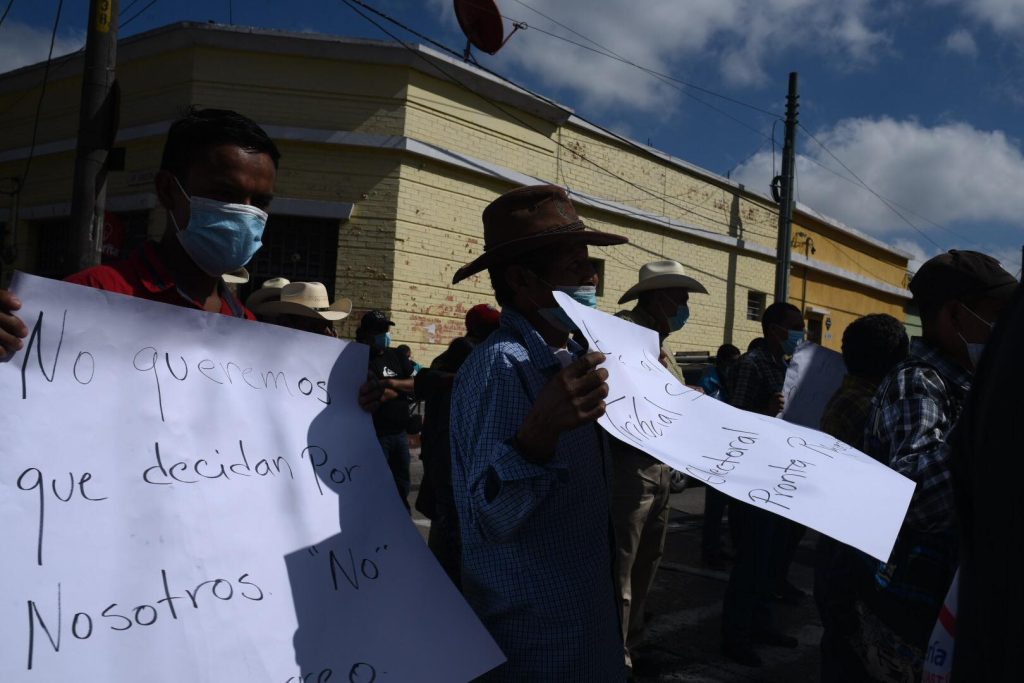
[450,307,624,681]
[726,346,787,415]
[820,374,879,450]
[863,339,972,532]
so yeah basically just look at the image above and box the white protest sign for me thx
[555,292,914,561]
[779,342,847,429]
[0,273,504,682]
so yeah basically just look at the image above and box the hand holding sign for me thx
[0,288,26,358]
[517,351,609,461]
[554,291,914,561]
[0,274,504,682]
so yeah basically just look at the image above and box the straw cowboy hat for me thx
[245,277,291,309]
[253,282,352,321]
[618,260,708,304]
[452,184,628,284]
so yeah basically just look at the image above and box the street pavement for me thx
[406,453,824,683]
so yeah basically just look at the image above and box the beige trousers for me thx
[610,447,671,667]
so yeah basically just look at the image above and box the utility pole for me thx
[773,72,799,303]
[69,0,120,272]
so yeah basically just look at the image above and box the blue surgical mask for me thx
[668,304,690,332]
[555,284,598,309]
[782,329,805,356]
[373,333,392,349]
[171,179,268,276]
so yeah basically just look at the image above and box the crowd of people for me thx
[0,107,1020,682]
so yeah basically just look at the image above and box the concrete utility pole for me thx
[69,0,119,272]
[773,72,799,303]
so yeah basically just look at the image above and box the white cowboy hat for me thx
[254,281,352,321]
[245,277,291,309]
[618,260,708,304]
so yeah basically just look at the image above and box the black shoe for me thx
[753,630,799,648]
[722,641,763,667]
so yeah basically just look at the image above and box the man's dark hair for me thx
[160,107,281,180]
[716,343,740,366]
[747,337,766,352]
[396,344,412,357]
[841,313,909,379]
[761,302,801,334]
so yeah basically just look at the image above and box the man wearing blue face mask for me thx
[0,109,274,347]
[721,301,804,666]
[610,259,707,672]
[67,107,278,317]
[449,184,630,681]
[356,310,416,511]
[0,109,390,412]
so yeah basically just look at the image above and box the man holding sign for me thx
[449,185,628,681]
[0,108,386,411]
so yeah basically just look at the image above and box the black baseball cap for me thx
[359,309,395,332]
[909,250,1018,308]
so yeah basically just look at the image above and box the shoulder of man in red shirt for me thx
[63,242,255,320]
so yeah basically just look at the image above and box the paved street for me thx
[407,453,823,682]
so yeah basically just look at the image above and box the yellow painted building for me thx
[0,22,909,362]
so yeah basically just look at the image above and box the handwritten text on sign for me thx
[0,273,504,682]
[554,292,914,561]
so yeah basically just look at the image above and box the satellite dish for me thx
[453,0,520,57]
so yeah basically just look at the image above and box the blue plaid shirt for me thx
[451,307,624,682]
[864,339,972,532]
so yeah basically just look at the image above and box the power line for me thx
[513,21,779,143]
[797,150,977,246]
[338,0,753,244]
[121,0,160,29]
[20,0,65,189]
[341,0,930,284]
[0,0,15,31]
[505,0,780,119]
[797,122,943,250]
[0,0,160,121]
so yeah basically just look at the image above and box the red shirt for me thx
[65,241,255,320]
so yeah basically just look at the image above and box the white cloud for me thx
[939,0,1024,33]
[732,117,1024,268]
[0,21,83,75]
[943,28,979,56]
[891,238,940,273]
[437,0,890,112]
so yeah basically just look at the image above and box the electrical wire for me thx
[504,0,781,118]
[0,0,15,32]
[514,20,779,143]
[797,150,977,246]
[121,0,160,29]
[453,0,780,143]
[340,0,935,285]
[121,0,142,16]
[0,0,160,120]
[20,0,65,189]
[797,122,943,249]
[338,0,756,245]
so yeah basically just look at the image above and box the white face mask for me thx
[957,302,995,369]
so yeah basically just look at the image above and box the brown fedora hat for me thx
[452,184,628,284]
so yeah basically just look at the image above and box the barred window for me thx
[746,290,766,321]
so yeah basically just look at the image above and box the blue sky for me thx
[3,0,1023,275]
